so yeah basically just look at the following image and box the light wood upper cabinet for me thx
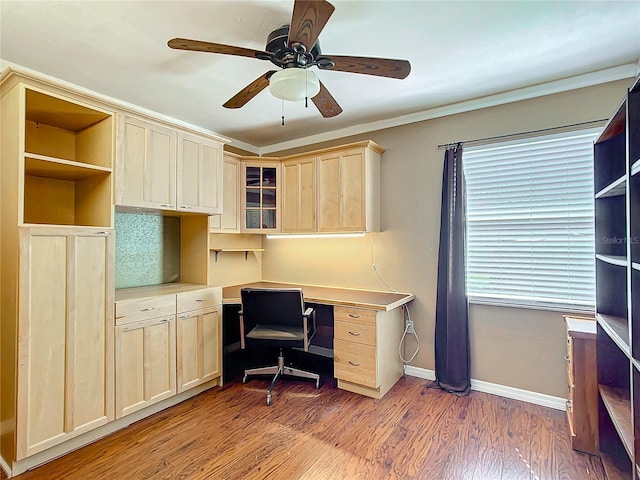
[282,156,316,233]
[210,153,241,233]
[16,227,114,460]
[241,160,281,233]
[115,315,177,419]
[116,115,177,210]
[317,144,381,232]
[177,132,223,215]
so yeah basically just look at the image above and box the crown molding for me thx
[259,63,639,155]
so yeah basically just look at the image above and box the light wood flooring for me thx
[7,375,604,479]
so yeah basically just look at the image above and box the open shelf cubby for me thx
[22,88,113,227]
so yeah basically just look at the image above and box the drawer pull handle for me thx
[180,205,194,209]
[140,307,154,312]
[195,298,205,302]
[348,331,360,336]
[115,315,125,319]
[160,204,173,208]
[564,355,570,362]
[348,361,360,367]
[93,231,108,236]
[348,314,360,318]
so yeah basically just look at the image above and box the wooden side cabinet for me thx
[565,316,598,455]
[333,305,404,399]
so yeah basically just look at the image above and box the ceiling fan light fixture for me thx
[269,68,320,102]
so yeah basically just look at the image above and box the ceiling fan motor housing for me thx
[266,25,321,68]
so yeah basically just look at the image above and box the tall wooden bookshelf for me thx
[594,75,640,479]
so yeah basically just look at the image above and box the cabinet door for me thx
[318,149,365,232]
[177,132,223,215]
[210,154,241,233]
[176,306,222,392]
[282,157,316,233]
[16,228,114,460]
[115,316,177,419]
[116,115,177,210]
[241,161,281,233]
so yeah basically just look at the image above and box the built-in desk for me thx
[222,281,415,399]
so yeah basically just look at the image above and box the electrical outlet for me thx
[406,320,414,334]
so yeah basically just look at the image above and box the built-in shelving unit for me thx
[594,75,640,479]
[23,88,113,227]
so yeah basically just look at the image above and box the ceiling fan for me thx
[167,0,411,118]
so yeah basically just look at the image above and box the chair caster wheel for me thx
[267,396,272,406]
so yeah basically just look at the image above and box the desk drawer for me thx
[115,295,176,325]
[334,306,376,326]
[177,287,222,313]
[335,320,376,346]
[334,339,376,388]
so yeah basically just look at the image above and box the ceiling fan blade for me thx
[312,81,342,118]
[288,0,335,49]
[223,71,276,109]
[168,38,271,60]
[320,55,411,79]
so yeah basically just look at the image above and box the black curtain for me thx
[432,144,470,395]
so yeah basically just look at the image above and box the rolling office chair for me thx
[239,288,321,405]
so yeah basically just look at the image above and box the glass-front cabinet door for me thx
[242,161,280,233]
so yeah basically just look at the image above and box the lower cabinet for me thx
[176,306,222,392]
[114,285,222,418]
[16,227,114,460]
[115,315,177,419]
[333,305,403,399]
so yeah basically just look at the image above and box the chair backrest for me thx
[240,288,306,327]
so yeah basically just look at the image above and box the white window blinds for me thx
[463,129,598,312]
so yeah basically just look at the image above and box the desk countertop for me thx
[222,281,414,311]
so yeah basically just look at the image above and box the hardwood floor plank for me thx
[11,376,606,480]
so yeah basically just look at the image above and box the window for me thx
[463,129,598,312]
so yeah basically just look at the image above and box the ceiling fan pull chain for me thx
[281,99,285,126]
[305,68,309,108]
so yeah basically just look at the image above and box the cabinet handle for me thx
[140,307,154,312]
[564,355,570,362]
[348,314,360,318]
[348,331,360,336]
[160,204,173,208]
[179,314,191,319]
[195,298,205,302]
[180,205,194,209]
[93,231,108,236]
[348,361,360,367]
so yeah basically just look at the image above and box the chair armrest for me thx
[303,307,314,317]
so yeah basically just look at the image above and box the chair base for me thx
[243,348,320,405]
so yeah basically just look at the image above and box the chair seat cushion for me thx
[247,324,305,341]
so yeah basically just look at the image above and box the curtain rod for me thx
[437,119,607,149]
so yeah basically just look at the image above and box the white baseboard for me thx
[0,455,11,478]
[403,365,566,410]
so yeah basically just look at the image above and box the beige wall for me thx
[261,78,634,398]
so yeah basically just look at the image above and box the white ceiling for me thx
[2,1,639,153]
